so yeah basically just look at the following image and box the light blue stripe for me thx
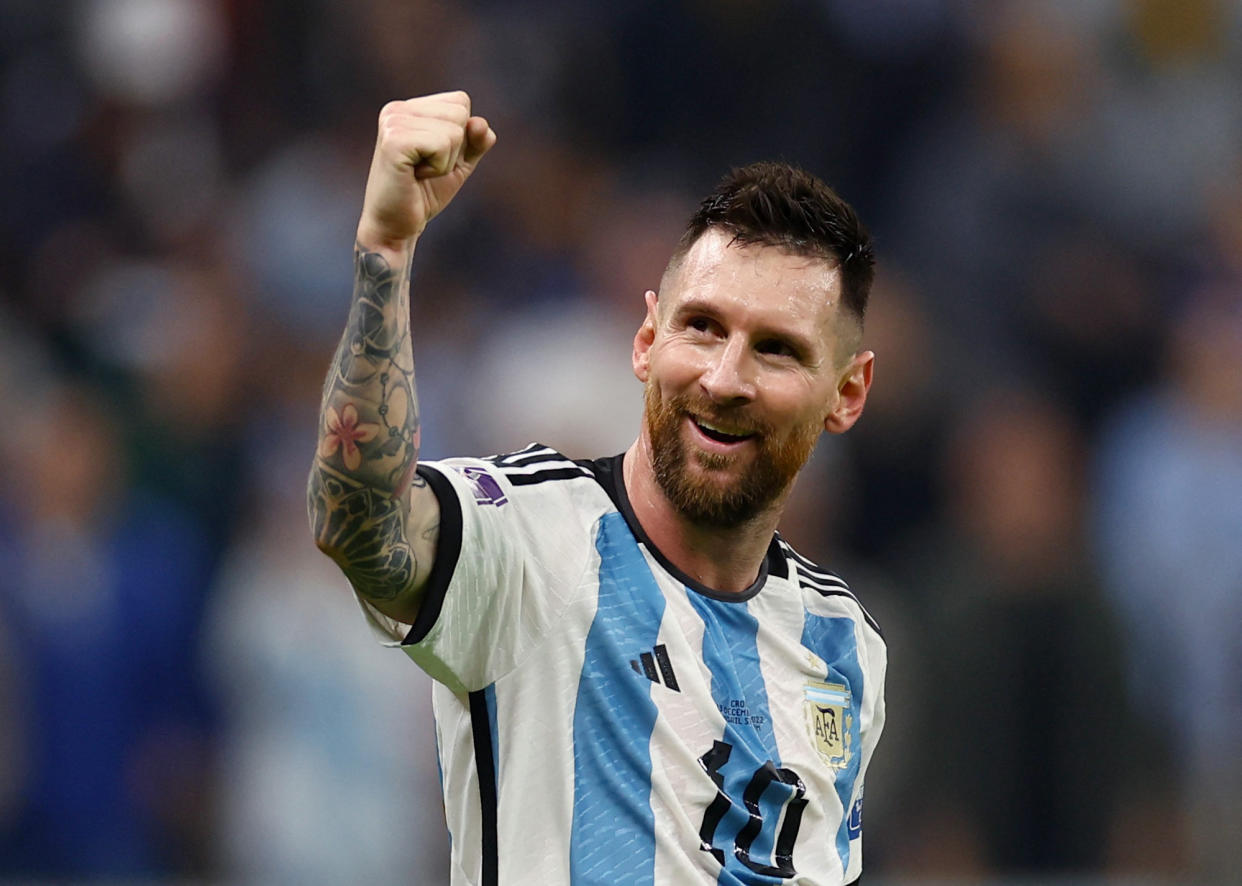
[433,728,444,792]
[685,593,786,886]
[484,684,500,787]
[433,729,450,852]
[806,687,851,705]
[800,615,864,872]
[569,512,664,885]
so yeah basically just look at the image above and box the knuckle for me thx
[377,119,402,146]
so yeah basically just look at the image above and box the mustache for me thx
[662,393,772,437]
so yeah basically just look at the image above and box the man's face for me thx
[634,230,867,527]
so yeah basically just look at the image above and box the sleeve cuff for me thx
[402,463,464,645]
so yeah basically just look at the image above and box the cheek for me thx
[648,346,705,390]
[777,388,836,435]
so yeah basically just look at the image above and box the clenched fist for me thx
[356,91,497,253]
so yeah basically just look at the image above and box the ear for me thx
[824,350,874,434]
[632,290,659,383]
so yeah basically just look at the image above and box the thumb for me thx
[461,116,498,168]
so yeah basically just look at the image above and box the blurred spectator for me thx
[893,390,1134,875]
[0,382,215,876]
[66,255,252,560]
[1093,293,1242,879]
[1012,230,1164,429]
[459,176,688,457]
[839,270,948,559]
[203,425,449,884]
[881,2,1105,380]
[1081,0,1242,249]
[228,134,367,342]
[75,0,226,109]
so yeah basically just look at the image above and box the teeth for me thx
[696,419,753,438]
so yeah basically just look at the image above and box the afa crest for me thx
[804,681,853,770]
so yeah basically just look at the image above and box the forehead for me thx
[663,229,843,335]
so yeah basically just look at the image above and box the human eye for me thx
[756,338,799,359]
[685,315,716,335]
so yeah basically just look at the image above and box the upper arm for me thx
[371,474,442,624]
[327,451,600,691]
[309,461,441,625]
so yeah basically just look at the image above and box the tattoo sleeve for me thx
[308,244,422,602]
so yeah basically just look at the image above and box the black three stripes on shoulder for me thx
[506,466,594,486]
[780,541,883,638]
[485,445,596,486]
[485,443,559,468]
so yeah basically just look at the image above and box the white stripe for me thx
[493,541,602,883]
[798,572,851,592]
[432,685,486,886]
[497,458,591,477]
[780,545,851,586]
[749,585,843,883]
[648,564,727,884]
[806,686,851,705]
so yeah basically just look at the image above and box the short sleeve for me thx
[358,454,602,693]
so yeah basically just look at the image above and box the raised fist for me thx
[356,91,497,251]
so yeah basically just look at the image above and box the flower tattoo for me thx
[319,403,381,470]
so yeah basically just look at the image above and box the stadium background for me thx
[1,0,1240,882]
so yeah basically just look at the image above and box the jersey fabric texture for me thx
[360,445,887,886]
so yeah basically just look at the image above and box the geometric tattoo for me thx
[307,463,416,600]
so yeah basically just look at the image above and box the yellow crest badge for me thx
[804,681,853,770]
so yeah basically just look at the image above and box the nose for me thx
[699,334,756,404]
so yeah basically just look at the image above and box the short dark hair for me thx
[670,161,875,325]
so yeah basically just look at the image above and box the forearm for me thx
[308,241,422,597]
[317,240,419,490]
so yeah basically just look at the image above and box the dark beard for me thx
[644,382,820,528]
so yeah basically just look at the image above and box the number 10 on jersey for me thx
[697,740,808,878]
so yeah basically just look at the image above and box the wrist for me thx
[355,224,419,267]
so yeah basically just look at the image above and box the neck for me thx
[622,437,784,594]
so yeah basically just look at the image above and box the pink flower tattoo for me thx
[319,403,380,471]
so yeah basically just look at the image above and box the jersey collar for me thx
[584,453,788,602]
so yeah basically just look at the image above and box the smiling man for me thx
[310,92,886,886]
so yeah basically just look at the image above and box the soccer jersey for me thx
[360,445,886,886]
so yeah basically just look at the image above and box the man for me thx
[309,92,886,886]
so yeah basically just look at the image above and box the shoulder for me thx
[481,444,600,487]
[420,444,614,527]
[425,444,600,492]
[774,535,884,641]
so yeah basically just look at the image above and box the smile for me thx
[690,416,758,445]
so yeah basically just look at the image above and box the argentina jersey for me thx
[359,445,886,886]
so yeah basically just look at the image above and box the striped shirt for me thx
[361,446,886,885]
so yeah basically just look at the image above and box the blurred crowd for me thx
[1,0,1241,882]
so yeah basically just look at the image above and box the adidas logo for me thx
[630,644,680,692]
